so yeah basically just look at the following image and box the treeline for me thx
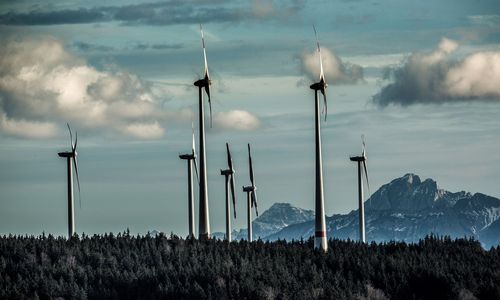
[1,233,499,300]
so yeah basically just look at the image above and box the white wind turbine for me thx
[179,124,199,238]
[220,143,237,242]
[58,124,81,239]
[309,26,329,252]
[242,144,259,242]
[350,135,371,243]
[193,24,213,240]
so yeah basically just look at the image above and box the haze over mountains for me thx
[233,174,500,248]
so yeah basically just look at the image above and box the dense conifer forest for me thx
[1,233,499,299]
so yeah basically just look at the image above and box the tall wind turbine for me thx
[242,144,258,242]
[309,26,328,252]
[350,135,371,243]
[179,124,199,239]
[58,124,81,239]
[220,143,236,242]
[193,24,212,240]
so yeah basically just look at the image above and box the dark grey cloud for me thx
[0,0,304,26]
[72,41,184,53]
[0,7,113,25]
[151,43,183,50]
[73,41,114,52]
[373,38,500,107]
[135,43,184,50]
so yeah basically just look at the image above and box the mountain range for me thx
[234,173,500,248]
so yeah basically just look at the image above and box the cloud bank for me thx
[214,110,260,131]
[0,36,261,139]
[0,0,304,26]
[300,47,364,85]
[373,38,500,107]
[0,36,167,139]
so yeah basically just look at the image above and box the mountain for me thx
[234,202,314,240]
[260,174,500,248]
[480,218,500,247]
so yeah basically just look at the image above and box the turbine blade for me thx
[193,158,200,184]
[248,144,255,186]
[313,25,324,81]
[322,90,327,122]
[252,191,258,216]
[67,123,73,149]
[361,134,366,156]
[192,121,196,154]
[230,175,236,218]
[363,160,371,197]
[226,143,233,170]
[200,24,209,79]
[208,90,212,128]
[73,156,81,209]
[73,131,78,153]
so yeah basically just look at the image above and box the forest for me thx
[1,233,499,300]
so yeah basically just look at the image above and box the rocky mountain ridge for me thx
[245,174,500,248]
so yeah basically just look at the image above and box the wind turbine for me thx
[242,144,258,242]
[193,24,212,240]
[58,124,81,239]
[179,124,199,239]
[350,135,371,243]
[309,26,328,252]
[220,143,236,242]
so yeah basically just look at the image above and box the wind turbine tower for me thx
[179,125,199,238]
[220,143,237,242]
[309,26,329,252]
[58,124,81,239]
[242,144,259,242]
[193,24,213,240]
[350,135,371,243]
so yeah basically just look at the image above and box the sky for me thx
[1,0,500,237]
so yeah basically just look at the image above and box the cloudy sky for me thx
[1,0,499,237]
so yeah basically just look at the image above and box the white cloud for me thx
[300,47,364,85]
[446,52,500,98]
[214,110,260,131]
[0,36,167,139]
[123,122,164,139]
[252,0,275,19]
[373,37,500,106]
[0,113,58,139]
[468,15,500,28]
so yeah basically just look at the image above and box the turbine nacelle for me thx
[179,153,196,160]
[309,78,327,92]
[349,155,366,162]
[220,168,234,176]
[193,77,211,88]
[243,185,255,193]
[58,151,76,158]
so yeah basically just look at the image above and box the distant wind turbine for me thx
[220,143,237,242]
[193,24,212,240]
[309,26,329,252]
[58,124,81,239]
[179,124,199,239]
[350,135,371,243]
[242,144,259,242]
